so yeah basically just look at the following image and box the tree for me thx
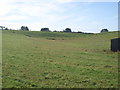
[101,29,108,33]
[20,26,29,31]
[53,30,57,32]
[5,28,9,30]
[0,26,5,30]
[77,31,83,33]
[41,28,50,31]
[63,28,72,32]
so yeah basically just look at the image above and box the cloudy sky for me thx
[0,0,118,33]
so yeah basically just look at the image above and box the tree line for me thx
[20,26,73,32]
[0,26,109,33]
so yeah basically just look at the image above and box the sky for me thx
[0,0,119,33]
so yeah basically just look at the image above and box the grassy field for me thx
[2,30,119,88]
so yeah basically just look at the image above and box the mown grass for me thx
[2,30,119,88]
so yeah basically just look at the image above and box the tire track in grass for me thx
[2,76,38,88]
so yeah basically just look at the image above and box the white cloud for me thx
[0,0,17,16]
[18,3,58,17]
[0,15,28,21]
[0,0,117,33]
[0,0,73,25]
[56,0,119,2]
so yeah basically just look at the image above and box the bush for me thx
[63,28,72,32]
[41,28,50,31]
[20,26,29,31]
[101,29,108,33]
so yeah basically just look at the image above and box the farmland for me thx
[2,30,119,88]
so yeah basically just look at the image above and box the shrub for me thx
[101,29,108,33]
[63,28,72,32]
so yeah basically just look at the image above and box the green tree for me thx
[5,28,9,30]
[20,26,29,31]
[41,28,50,31]
[0,26,5,30]
[63,28,72,32]
[101,29,108,33]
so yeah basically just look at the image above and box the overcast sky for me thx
[0,0,119,33]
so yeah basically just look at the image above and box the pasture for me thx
[2,30,119,88]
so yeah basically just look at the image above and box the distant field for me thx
[2,30,119,88]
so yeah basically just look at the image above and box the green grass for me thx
[2,30,119,88]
